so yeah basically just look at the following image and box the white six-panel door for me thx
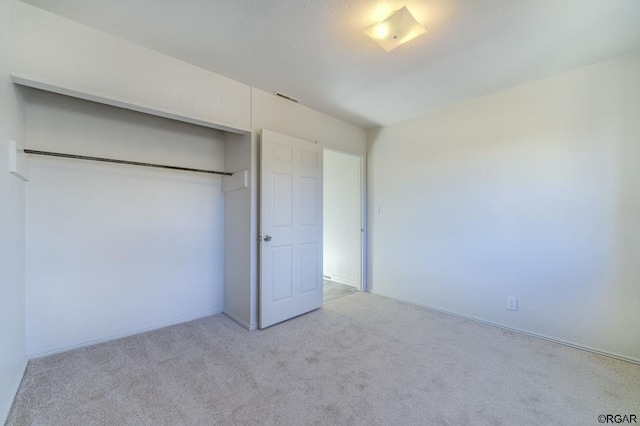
[260,129,323,328]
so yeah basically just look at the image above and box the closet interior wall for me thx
[24,89,228,356]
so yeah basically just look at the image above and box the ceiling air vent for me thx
[274,92,299,103]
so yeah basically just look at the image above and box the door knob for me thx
[264,235,272,242]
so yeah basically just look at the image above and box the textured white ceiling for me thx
[21,0,640,129]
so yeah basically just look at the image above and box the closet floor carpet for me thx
[7,293,640,425]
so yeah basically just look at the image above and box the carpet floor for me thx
[7,293,640,425]
[323,279,359,303]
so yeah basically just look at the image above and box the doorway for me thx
[323,149,364,303]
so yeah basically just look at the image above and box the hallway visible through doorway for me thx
[323,279,358,303]
[323,149,364,302]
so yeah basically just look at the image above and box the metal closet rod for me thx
[23,149,232,176]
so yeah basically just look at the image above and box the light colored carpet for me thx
[7,293,640,425]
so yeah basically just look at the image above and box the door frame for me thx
[322,148,367,292]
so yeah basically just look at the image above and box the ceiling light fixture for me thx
[364,6,427,52]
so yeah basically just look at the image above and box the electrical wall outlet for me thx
[507,297,518,311]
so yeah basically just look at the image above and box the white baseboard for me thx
[223,310,257,331]
[369,290,640,366]
[28,309,223,359]
[0,357,28,425]
[324,273,359,288]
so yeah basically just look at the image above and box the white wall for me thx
[25,90,225,356]
[250,88,367,326]
[223,132,253,329]
[323,150,362,288]
[0,0,27,421]
[367,53,640,362]
[252,89,367,158]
